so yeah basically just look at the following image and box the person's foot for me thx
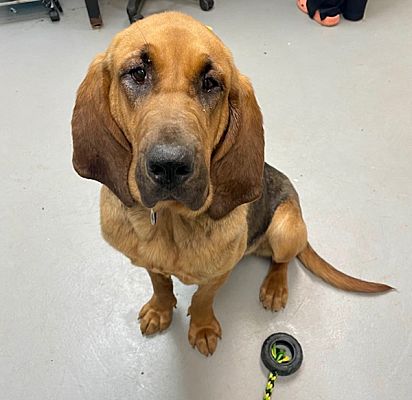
[296,0,340,27]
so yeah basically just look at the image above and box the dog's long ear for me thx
[208,74,264,219]
[71,54,135,207]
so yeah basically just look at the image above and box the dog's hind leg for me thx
[260,261,289,311]
[260,200,307,311]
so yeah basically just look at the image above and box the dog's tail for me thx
[297,243,393,293]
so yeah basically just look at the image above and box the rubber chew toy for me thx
[261,333,303,400]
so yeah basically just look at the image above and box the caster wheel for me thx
[261,333,303,376]
[54,0,63,13]
[200,0,214,11]
[129,12,143,24]
[49,9,60,22]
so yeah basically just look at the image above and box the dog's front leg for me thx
[139,271,177,336]
[188,272,230,356]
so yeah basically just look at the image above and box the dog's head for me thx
[72,12,264,219]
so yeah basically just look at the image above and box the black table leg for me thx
[85,0,103,28]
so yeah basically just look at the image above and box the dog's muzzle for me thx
[137,140,208,210]
[146,143,194,189]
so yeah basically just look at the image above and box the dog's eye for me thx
[203,76,220,93]
[130,67,146,84]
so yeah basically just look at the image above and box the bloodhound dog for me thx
[72,12,391,356]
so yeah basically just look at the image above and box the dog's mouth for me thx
[140,183,208,210]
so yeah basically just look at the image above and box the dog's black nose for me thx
[146,144,194,188]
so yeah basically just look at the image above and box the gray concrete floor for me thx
[1,0,411,399]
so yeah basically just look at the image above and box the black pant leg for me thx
[307,0,344,20]
[342,0,368,21]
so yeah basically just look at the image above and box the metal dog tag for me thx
[150,209,157,225]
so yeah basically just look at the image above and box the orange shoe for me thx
[296,0,340,27]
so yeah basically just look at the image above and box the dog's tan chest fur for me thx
[101,187,248,285]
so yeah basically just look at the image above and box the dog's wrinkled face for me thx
[109,20,233,211]
[72,12,264,219]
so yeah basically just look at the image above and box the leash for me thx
[263,346,290,400]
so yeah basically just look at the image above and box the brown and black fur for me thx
[247,163,297,249]
[71,12,392,357]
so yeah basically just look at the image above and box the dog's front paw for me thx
[260,277,288,312]
[138,299,175,336]
[188,317,222,357]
